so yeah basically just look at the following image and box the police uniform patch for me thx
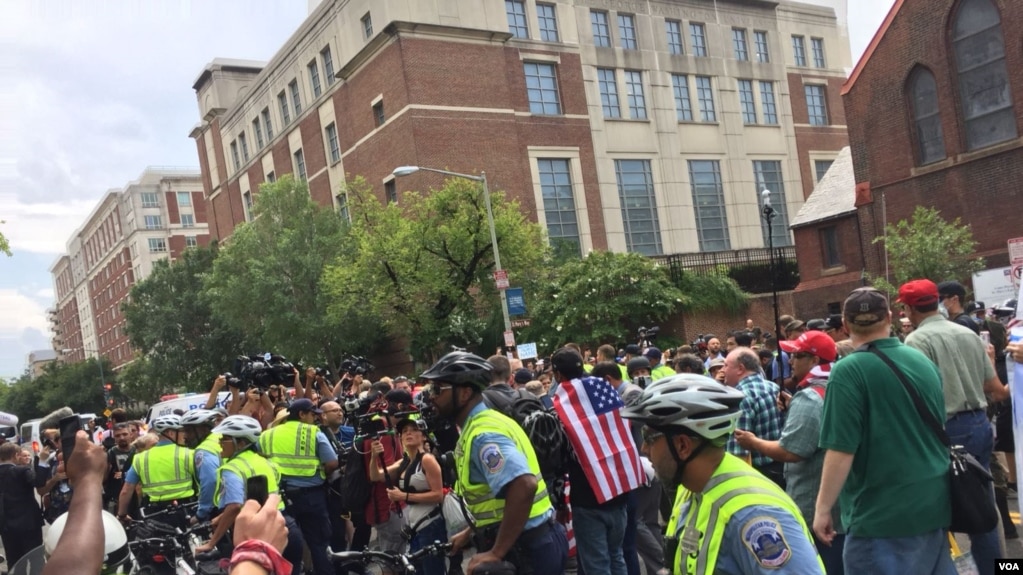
[195,450,204,468]
[741,516,791,569]
[479,443,505,474]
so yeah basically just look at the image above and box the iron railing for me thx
[652,247,799,294]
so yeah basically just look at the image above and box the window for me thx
[591,11,611,47]
[506,1,528,38]
[754,31,770,63]
[176,192,191,207]
[805,85,829,125]
[952,0,1016,150]
[373,101,385,126]
[738,80,757,124]
[325,122,340,164]
[243,191,254,221]
[181,214,195,228]
[385,180,397,203]
[732,28,749,61]
[625,70,647,119]
[615,160,662,255]
[597,68,621,118]
[537,3,559,42]
[760,81,778,124]
[690,23,707,56]
[278,91,291,124]
[618,14,637,49]
[337,193,350,222]
[266,171,276,183]
[230,140,241,171]
[811,37,826,68]
[308,60,322,98]
[144,215,162,229]
[289,80,302,116]
[293,149,307,181]
[239,132,249,162]
[524,62,561,115]
[141,192,159,208]
[321,46,335,85]
[262,107,274,140]
[688,160,730,252]
[815,160,834,182]
[695,76,716,122]
[665,20,684,55]
[253,118,264,148]
[538,159,581,256]
[753,160,792,247]
[671,74,693,121]
[792,35,807,66]
[909,68,946,164]
[148,238,167,253]
[185,236,198,249]
[821,226,840,267]
[361,12,373,38]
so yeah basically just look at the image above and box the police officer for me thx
[117,415,196,524]
[420,351,568,575]
[621,374,824,574]
[180,409,223,523]
[258,398,338,575]
[193,415,305,568]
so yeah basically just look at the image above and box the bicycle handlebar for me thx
[329,541,453,569]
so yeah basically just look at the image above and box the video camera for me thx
[224,353,296,391]
[339,355,375,377]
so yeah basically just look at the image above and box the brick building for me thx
[50,168,210,369]
[190,0,850,261]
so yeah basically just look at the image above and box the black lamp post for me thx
[761,189,784,387]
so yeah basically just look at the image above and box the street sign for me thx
[506,288,526,315]
[103,408,112,417]
[1009,237,1023,263]
[1012,263,1022,293]
[511,318,532,328]
[494,270,510,290]
[503,330,516,347]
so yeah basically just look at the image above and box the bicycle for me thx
[328,541,514,575]
[126,510,221,575]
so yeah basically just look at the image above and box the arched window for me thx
[908,67,946,165]
[951,0,1016,150]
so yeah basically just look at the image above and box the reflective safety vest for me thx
[196,432,222,457]
[132,443,196,502]
[214,448,285,510]
[665,453,823,574]
[454,408,551,527]
[258,420,323,480]
[652,364,676,381]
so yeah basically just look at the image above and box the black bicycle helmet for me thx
[626,356,651,377]
[420,351,492,390]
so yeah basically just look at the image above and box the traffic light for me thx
[103,383,113,392]
[103,382,114,408]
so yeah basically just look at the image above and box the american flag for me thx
[553,376,646,504]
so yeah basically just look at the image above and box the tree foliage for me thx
[206,176,379,372]
[121,242,246,401]
[0,220,10,256]
[872,206,985,295]
[0,359,111,420]
[323,176,548,362]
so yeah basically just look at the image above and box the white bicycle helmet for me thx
[149,414,183,433]
[213,415,262,444]
[45,510,131,574]
[181,409,220,427]
[621,373,744,440]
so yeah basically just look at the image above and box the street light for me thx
[760,189,784,387]
[391,166,514,347]
[62,346,109,406]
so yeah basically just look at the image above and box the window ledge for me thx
[955,138,1022,163]
[821,265,847,276]
[677,121,719,126]
[606,118,651,123]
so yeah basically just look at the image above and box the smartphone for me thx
[246,475,269,506]
[59,414,82,462]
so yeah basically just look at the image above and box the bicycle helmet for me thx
[626,356,651,377]
[149,414,183,433]
[181,409,220,427]
[621,373,744,440]
[419,351,492,390]
[45,510,130,574]
[212,415,263,444]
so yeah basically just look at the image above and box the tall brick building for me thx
[190,0,849,259]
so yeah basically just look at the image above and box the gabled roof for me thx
[790,147,856,228]
[841,0,905,95]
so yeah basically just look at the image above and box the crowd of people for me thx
[1,279,1021,575]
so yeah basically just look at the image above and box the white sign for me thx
[503,330,516,348]
[1013,264,1023,293]
[973,267,1017,306]
[516,342,539,359]
[1009,237,1023,263]
[494,270,510,290]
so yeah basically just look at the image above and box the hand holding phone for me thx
[59,415,82,464]
[246,475,269,506]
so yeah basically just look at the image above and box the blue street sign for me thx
[506,287,527,316]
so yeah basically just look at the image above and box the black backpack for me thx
[482,385,570,481]
[337,446,372,516]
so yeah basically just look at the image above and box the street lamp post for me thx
[761,189,784,387]
[392,166,514,347]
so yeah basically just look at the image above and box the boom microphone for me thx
[39,406,74,433]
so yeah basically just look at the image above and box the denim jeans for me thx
[410,518,448,575]
[815,532,845,575]
[623,492,640,575]
[844,528,956,575]
[946,409,1003,575]
[572,504,628,575]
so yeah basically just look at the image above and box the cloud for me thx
[0,289,50,337]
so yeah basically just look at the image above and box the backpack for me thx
[337,446,372,516]
[482,385,570,481]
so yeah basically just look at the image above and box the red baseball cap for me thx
[896,279,939,307]
[779,330,837,362]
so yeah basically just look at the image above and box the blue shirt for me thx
[194,449,221,520]
[124,439,176,485]
[266,431,337,488]
[217,467,246,508]
[464,402,552,530]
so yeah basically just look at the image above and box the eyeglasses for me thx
[791,352,815,360]
[423,383,453,396]
[641,426,665,445]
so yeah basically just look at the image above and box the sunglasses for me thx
[641,426,665,445]
[422,383,453,396]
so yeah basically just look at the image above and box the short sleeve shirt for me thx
[905,314,997,416]
[777,387,841,531]
[280,431,338,488]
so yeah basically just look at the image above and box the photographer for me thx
[238,386,275,428]
[358,398,405,553]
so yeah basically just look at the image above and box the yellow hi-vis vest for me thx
[196,432,222,457]
[258,420,323,480]
[454,408,552,527]
[214,448,285,510]
[133,443,196,502]
[665,453,823,574]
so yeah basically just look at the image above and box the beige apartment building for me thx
[192,0,850,257]
[51,168,210,369]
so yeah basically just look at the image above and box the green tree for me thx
[121,242,246,401]
[206,176,377,372]
[323,176,548,361]
[0,220,10,256]
[0,371,44,420]
[872,206,985,294]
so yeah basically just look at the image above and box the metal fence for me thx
[652,247,799,294]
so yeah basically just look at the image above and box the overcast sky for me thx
[0,0,897,379]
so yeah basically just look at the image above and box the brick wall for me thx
[192,191,208,224]
[789,72,849,200]
[165,191,180,225]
